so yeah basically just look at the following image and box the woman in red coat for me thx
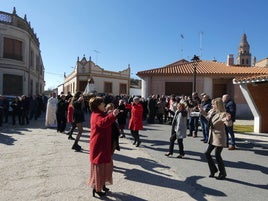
[88,97,119,197]
[126,96,143,147]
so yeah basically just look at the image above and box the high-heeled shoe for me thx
[209,169,218,178]
[103,185,110,192]
[136,141,141,147]
[165,152,172,156]
[72,143,81,151]
[93,189,106,197]
[68,136,75,140]
[216,174,226,180]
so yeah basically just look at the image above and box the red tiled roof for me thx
[136,60,268,77]
[233,74,268,84]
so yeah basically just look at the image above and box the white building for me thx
[0,8,45,96]
[63,55,130,96]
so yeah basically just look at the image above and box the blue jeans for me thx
[190,116,199,135]
[200,117,209,141]
[225,125,235,146]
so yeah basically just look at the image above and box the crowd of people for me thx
[0,94,48,127]
[1,90,237,197]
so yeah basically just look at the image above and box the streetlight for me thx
[191,55,200,92]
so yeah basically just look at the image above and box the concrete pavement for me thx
[0,114,267,201]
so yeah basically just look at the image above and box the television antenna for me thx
[93,50,101,64]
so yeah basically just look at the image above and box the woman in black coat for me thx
[117,99,127,138]
[71,91,85,151]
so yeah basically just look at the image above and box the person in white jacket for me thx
[45,92,58,128]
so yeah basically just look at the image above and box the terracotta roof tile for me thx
[233,74,268,84]
[137,60,268,77]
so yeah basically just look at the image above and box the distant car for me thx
[3,95,16,112]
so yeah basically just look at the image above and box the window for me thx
[3,74,23,95]
[30,79,33,95]
[79,81,87,92]
[73,83,75,92]
[36,82,39,95]
[119,83,127,94]
[30,50,34,67]
[40,65,43,76]
[3,37,23,61]
[104,82,112,94]
[36,55,39,72]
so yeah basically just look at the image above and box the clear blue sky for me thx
[2,0,268,90]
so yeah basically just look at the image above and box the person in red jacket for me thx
[126,96,144,147]
[88,96,119,198]
[66,98,75,140]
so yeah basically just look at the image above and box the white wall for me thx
[130,88,141,97]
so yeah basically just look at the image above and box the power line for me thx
[46,71,63,76]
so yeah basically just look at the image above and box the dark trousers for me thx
[148,111,156,123]
[29,109,38,120]
[0,108,3,126]
[56,114,67,132]
[169,134,184,156]
[189,116,199,135]
[205,144,226,176]
[4,109,8,123]
[12,111,22,125]
[131,130,140,142]
[21,109,29,125]
[156,113,164,124]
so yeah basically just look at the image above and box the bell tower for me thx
[236,33,251,66]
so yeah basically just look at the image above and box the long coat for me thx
[45,97,57,127]
[72,99,85,123]
[90,109,116,164]
[126,103,143,131]
[202,111,228,148]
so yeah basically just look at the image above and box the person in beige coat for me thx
[199,97,231,180]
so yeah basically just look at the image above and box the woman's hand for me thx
[78,96,84,102]
[226,112,232,121]
[113,109,120,116]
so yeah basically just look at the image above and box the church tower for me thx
[236,33,251,66]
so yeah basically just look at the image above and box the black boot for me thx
[135,132,141,147]
[68,132,75,140]
[72,140,81,151]
[131,130,136,145]
[68,135,75,140]
[67,123,76,135]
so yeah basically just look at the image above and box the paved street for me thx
[0,113,267,201]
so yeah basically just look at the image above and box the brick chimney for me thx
[227,54,234,66]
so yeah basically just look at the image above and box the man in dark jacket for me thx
[187,92,201,137]
[147,95,157,124]
[56,94,68,133]
[222,94,236,150]
[200,94,212,143]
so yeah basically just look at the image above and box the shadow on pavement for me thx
[113,154,226,201]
